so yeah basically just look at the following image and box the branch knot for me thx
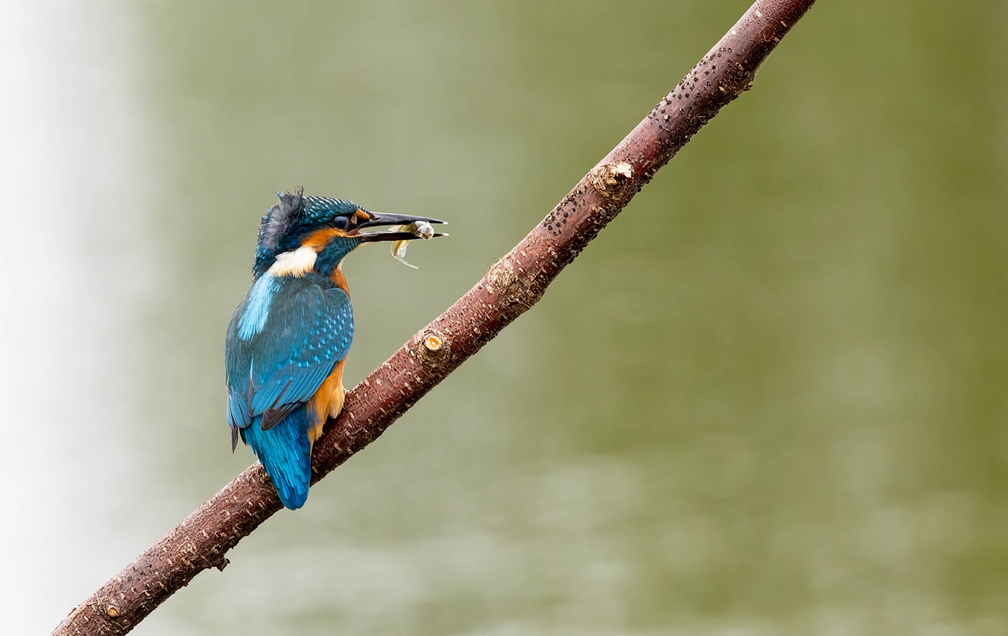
[590,161,635,204]
[415,329,451,368]
[485,257,519,297]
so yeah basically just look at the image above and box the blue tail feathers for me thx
[242,407,312,509]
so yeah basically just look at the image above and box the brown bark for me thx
[54,1,818,633]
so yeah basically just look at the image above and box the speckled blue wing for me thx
[225,274,354,433]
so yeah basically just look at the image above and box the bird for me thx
[225,188,446,509]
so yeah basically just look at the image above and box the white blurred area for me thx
[0,2,159,632]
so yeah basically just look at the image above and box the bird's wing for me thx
[226,276,354,432]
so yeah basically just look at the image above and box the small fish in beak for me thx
[390,220,443,268]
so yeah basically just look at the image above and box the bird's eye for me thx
[332,216,350,230]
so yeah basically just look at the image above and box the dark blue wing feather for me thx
[225,273,354,432]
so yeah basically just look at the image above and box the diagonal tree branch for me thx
[54,1,817,633]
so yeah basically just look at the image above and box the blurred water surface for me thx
[4,1,1007,634]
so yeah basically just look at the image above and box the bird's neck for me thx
[314,235,359,291]
[329,263,350,295]
[263,228,358,294]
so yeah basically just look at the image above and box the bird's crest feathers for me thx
[257,187,305,256]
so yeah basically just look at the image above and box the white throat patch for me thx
[267,245,318,277]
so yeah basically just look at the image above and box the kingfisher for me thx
[225,188,445,509]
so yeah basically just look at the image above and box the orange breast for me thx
[307,359,347,446]
[330,263,349,295]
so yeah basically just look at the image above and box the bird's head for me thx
[252,187,445,276]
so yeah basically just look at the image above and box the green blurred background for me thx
[3,1,1007,634]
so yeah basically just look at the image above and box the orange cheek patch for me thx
[303,228,341,249]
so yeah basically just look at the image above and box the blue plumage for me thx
[241,409,313,509]
[226,274,353,509]
[235,275,278,340]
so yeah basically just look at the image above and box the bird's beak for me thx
[357,212,448,243]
